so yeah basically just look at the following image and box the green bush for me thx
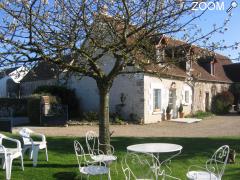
[0,98,28,117]
[27,95,41,125]
[34,85,80,118]
[82,111,98,122]
[212,91,234,115]
[186,111,213,119]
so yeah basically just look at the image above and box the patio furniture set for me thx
[75,130,230,180]
[0,128,230,180]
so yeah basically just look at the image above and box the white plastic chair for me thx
[186,145,230,180]
[0,134,24,180]
[74,140,111,180]
[19,128,48,167]
[121,152,161,180]
[85,131,117,164]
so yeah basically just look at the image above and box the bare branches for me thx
[0,0,239,77]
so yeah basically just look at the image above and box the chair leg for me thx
[108,168,111,180]
[5,156,13,180]
[1,157,5,169]
[108,171,111,180]
[30,148,33,160]
[20,154,24,171]
[32,145,40,167]
[45,146,48,161]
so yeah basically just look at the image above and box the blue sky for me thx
[185,0,240,62]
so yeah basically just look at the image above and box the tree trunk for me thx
[191,85,195,114]
[98,85,111,153]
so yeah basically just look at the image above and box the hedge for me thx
[0,98,28,117]
[34,85,80,118]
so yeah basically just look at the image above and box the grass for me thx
[0,135,239,180]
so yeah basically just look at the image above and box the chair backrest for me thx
[74,140,87,168]
[19,128,34,145]
[0,133,6,145]
[206,145,230,178]
[121,152,159,180]
[0,134,9,157]
[85,131,99,155]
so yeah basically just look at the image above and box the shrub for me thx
[178,103,183,113]
[211,91,234,115]
[34,85,80,118]
[186,111,213,119]
[82,111,98,122]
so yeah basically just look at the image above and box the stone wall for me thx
[193,81,231,112]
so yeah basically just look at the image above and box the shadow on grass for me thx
[53,171,78,180]
[23,163,78,168]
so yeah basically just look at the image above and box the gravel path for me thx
[13,115,240,137]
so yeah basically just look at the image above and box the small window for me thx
[153,89,161,111]
[185,90,190,104]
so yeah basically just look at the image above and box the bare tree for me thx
[0,0,237,151]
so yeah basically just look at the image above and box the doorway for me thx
[169,88,177,118]
[205,92,210,111]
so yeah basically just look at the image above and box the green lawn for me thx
[0,135,239,180]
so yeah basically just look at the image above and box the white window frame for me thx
[182,84,192,106]
[149,82,165,115]
[153,89,162,112]
[184,90,190,104]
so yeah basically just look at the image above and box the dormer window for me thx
[156,48,165,65]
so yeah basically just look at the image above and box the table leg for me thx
[33,145,40,167]
[159,150,182,180]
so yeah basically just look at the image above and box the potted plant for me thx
[178,103,184,118]
[166,105,172,120]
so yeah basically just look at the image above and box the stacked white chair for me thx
[0,133,24,180]
[19,128,48,167]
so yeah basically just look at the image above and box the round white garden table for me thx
[127,143,182,153]
[127,143,183,180]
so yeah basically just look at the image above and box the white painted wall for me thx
[144,76,192,123]
[68,73,145,121]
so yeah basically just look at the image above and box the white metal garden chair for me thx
[0,133,24,180]
[85,131,117,164]
[19,127,48,167]
[121,152,162,180]
[186,145,230,180]
[74,140,111,180]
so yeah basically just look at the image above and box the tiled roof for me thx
[154,37,233,83]
[21,62,59,82]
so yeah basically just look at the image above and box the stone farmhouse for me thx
[0,36,237,124]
